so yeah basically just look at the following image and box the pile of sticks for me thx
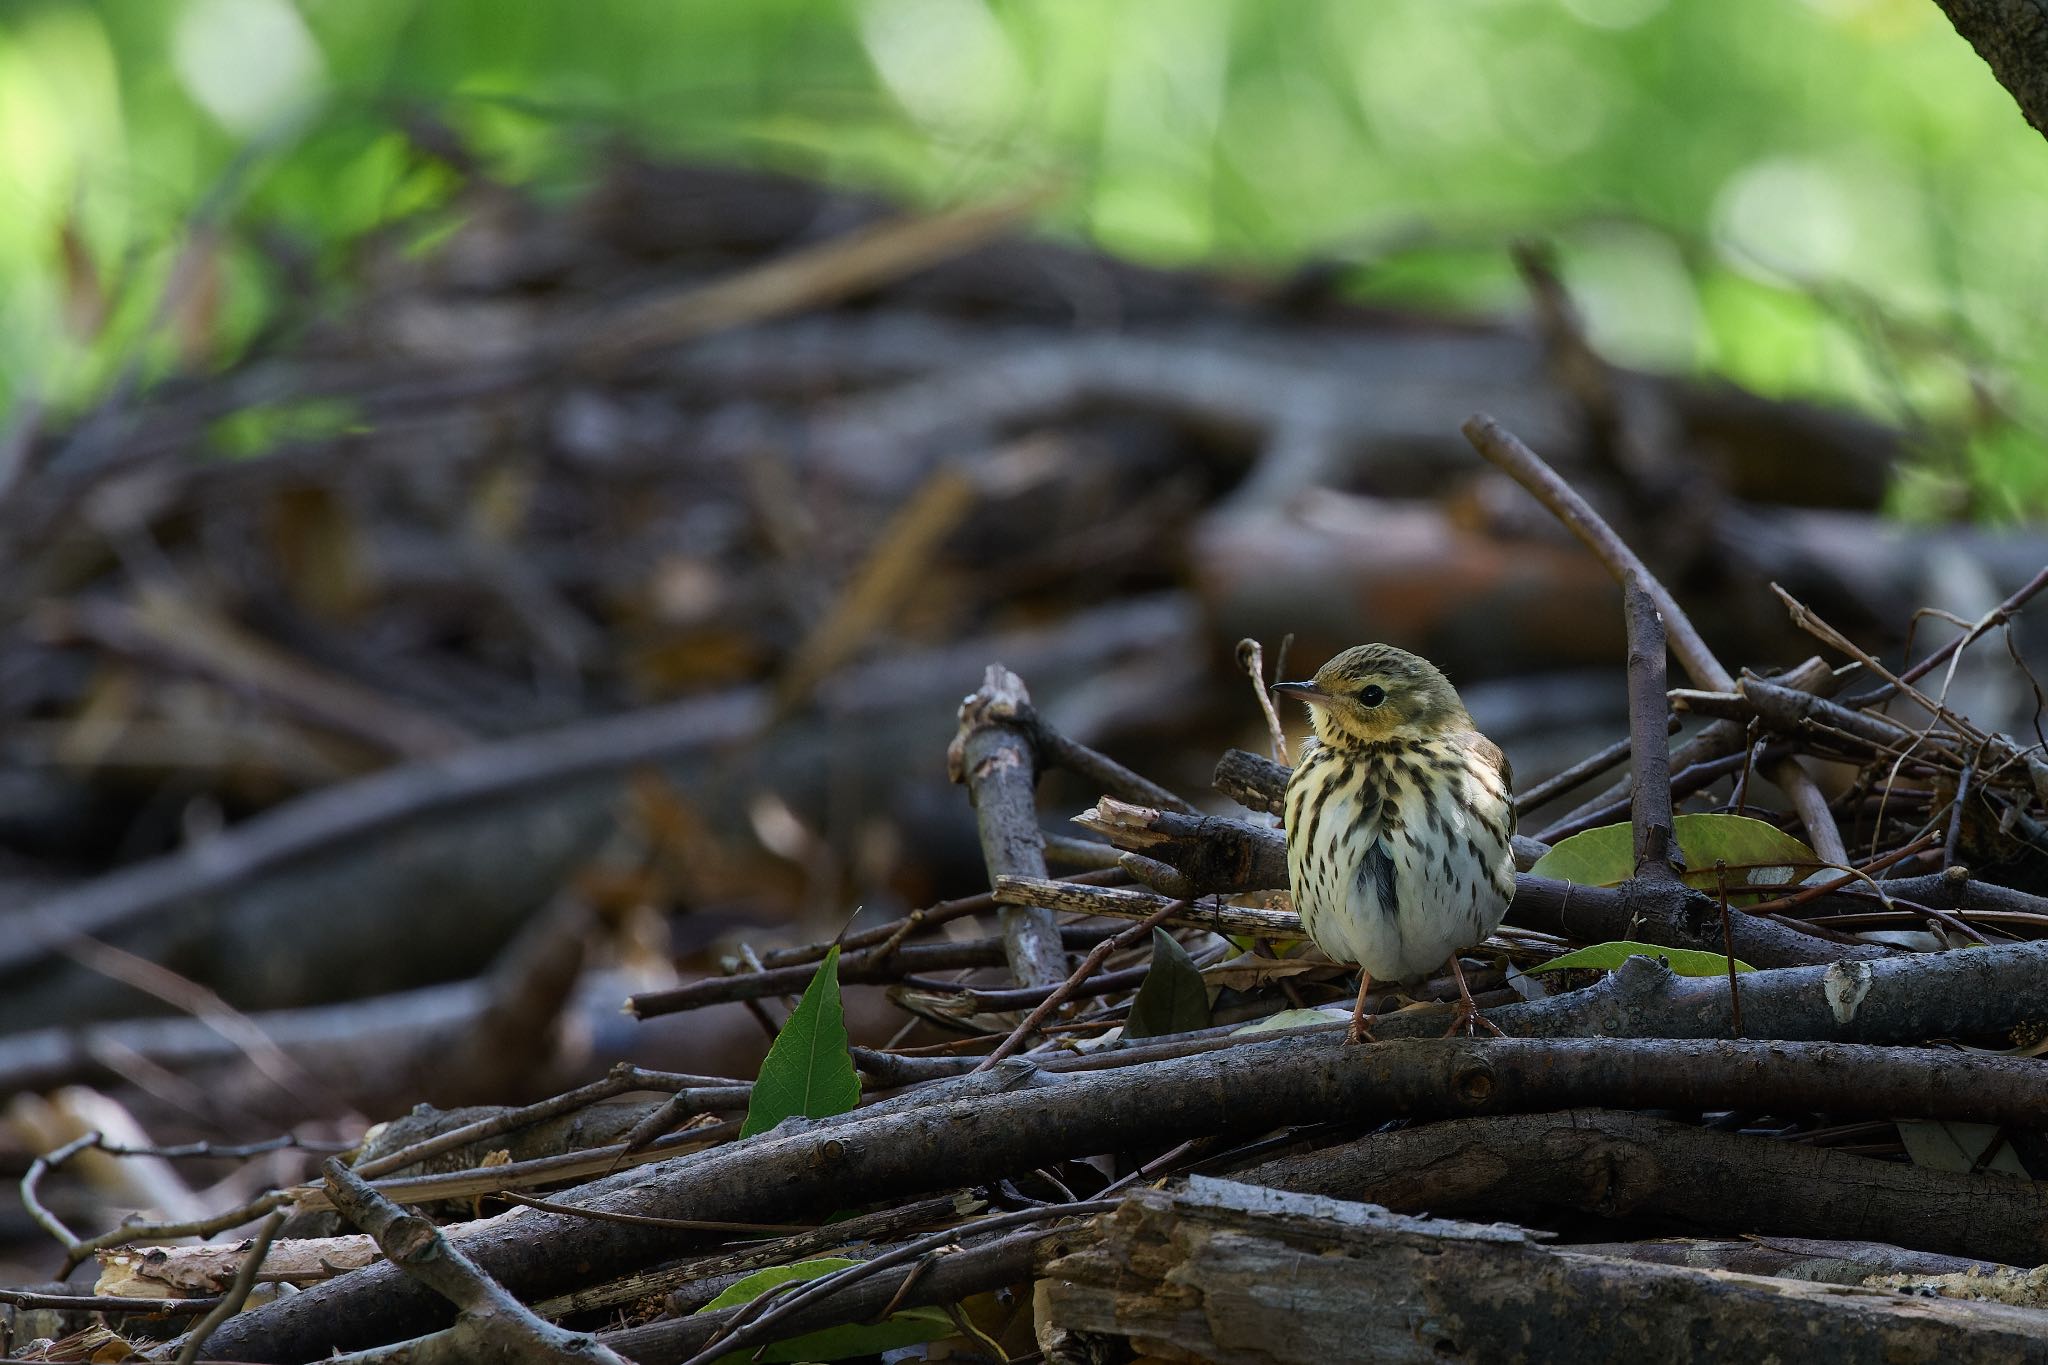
[8,403,2046,1361]
[4,129,2048,1359]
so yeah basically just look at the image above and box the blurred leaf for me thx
[266,484,365,621]
[1897,1121,2030,1177]
[56,212,107,342]
[210,398,364,460]
[1529,813,1818,904]
[741,946,859,1139]
[1232,1007,1341,1035]
[1125,927,1210,1039]
[696,1256,951,1363]
[1529,941,1754,976]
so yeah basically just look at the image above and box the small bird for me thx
[1274,644,1516,1042]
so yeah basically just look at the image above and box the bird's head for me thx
[1272,643,1470,749]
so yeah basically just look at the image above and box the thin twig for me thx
[672,1202,1117,1365]
[1515,716,1678,816]
[1944,762,1974,869]
[972,900,1189,1071]
[354,1067,642,1178]
[20,1131,96,1260]
[0,1287,222,1314]
[1715,861,1743,1039]
[1238,638,1290,765]
[320,1157,628,1364]
[1036,724,1196,815]
[1462,414,1729,691]
[1731,719,1761,818]
[62,1190,296,1279]
[1463,415,1847,867]
[493,1190,812,1234]
[54,931,331,1113]
[1897,563,2048,688]
[173,1208,289,1365]
[1732,833,1941,918]
[630,922,1123,1019]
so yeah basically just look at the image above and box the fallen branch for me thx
[1234,1107,2048,1265]
[1038,1177,2048,1362]
[307,1159,627,1365]
[999,843,1885,969]
[194,1036,2048,1361]
[625,924,1120,1019]
[1464,414,1849,866]
[947,666,1068,988]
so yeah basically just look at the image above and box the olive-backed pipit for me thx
[1275,644,1515,1042]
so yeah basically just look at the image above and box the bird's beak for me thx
[1270,681,1327,706]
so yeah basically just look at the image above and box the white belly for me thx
[1284,743,1515,984]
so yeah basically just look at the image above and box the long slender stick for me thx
[1898,564,2048,687]
[173,1209,289,1365]
[1462,414,1847,867]
[1623,576,1680,883]
[1462,415,1730,692]
[1515,716,1678,816]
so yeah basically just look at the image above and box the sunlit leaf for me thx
[1125,927,1210,1039]
[1231,1007,1342,1035]
[696,1256,951,1363]
[1528,813,1819,904]
[740,946,859,1139]
[1528,941,1755,976]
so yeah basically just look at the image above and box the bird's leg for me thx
[1346,971,1377,1044]
[1441,955,1504,1038]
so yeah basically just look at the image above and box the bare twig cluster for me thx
[4,150,2048,1362]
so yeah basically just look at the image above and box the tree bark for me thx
[1233,1108,2048,1265]
[1037,1177,2048,1364]
[1932,1,2048,143]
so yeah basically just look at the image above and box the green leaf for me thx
[1231,1007,1342,1035]
[1529,941,1755,976]
[696,1257,951,1362]
[740,946,860,1139]
[1125,927,1211,1039]
[1528,813,1819,904]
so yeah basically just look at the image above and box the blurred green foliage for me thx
[2,0,2045,515]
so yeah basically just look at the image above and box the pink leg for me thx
[1345,971,1377,1045]
[1441,955,1504,1038]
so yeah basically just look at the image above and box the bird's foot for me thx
[1439,1000,1505,1038]
[1440,954,1504,1038]
[1345,971,1377,1044]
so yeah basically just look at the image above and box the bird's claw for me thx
[1440,1002,1504,1039]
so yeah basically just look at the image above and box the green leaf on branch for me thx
[696,1257,952,1362]
[740,945,860,1139]
[1528,813,1819,904]
[1231,1007,1342,1035]
[1529,940,1755,976]
[1125,927,1211,1038]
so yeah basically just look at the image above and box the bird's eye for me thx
[1361,684,1386,707]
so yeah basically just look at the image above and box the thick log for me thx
[1037,1177,2048,1364]
[194,1038,2048,1360]
[1234,1108,2048,1266]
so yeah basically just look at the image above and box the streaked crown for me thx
[1273,643,1470,748]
